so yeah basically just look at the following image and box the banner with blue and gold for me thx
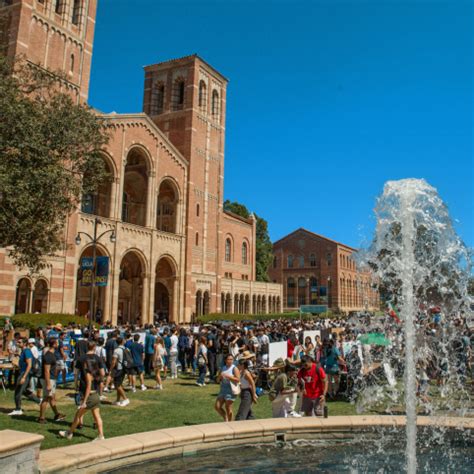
[80,256,109,287]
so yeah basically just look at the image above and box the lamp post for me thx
[75,217,116,330]
[327,276,331,311]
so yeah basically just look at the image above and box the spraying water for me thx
[357,178,471,473]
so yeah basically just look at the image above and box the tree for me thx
[224,200,274,282]
[0,56,109,270]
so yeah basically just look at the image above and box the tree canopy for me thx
[0,56,109,270]
[223,199,273,282]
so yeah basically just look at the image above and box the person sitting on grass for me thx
[59,340,105,441]
[38,338,65,424]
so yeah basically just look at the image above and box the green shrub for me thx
[0,313,94,331]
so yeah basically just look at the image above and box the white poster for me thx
[99,329,114,340]
[132,332,146,345]
[303,330,320,344]
[268,341,287,367]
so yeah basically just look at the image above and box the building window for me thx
[172,79,185,111]
[151,82,165,115]
[72,0,82,25]
[287,278,295,289]
[310,253,316,267]
[55,0,63,14]
[299,295,306,305]
[198,80,207,112]
[326,253,332,266]
[196,203,200,216]
[225,238,232,262]
[287,295,295,307]
[242,242,248,265]
[287,255,293,268]
[298,277,306,288]
[211,89,219,119]
[70,54,74,73]
[273,256,277,268]
[298,255,304,268]
[195,232,199,246]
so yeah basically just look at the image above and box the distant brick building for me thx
[0,0,282,322]
[269,228,379,313]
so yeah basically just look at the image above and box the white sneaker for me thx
[121,398,130,407]
[141,385,147,391]
[59,430,73,440]
[196,382,203,387]
[92,435,105,442]
[103,387,110,393]
[288,411,302,418]
[7,409,23,416]
[131,387,136,393]
[100,395,108,401]
[113,401,122,406]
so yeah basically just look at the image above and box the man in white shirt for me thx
[169,329,179,379]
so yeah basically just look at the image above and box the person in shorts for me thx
[110,337,129,406]
[60,340,105,441]
[129,334,147,392]
[215,354,240,421]
[55,332,68,386]
[297,355,328,416]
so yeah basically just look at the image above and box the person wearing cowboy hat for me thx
[269,359,301,418]
[239,350,256,369]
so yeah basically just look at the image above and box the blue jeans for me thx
[197,364,206,384]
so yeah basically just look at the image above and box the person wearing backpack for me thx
[38,338,66,424]
[8,338,42,416]
[110,337,130,407]
[60,340,105,441]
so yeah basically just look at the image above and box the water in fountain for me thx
[355,178,472,473]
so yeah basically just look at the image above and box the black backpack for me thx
[31,356,42,378]
[121,346,135,373]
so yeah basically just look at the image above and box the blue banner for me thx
[80,256,109,287]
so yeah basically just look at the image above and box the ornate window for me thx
[287,278,295,289]
[298,277,306,288]
[211,89,219,119]
[198,80,207,112]
[298,255,304,268]
[309,253,316,267]
[225,238,232,262]
[242,242,248,265]
[72,0,82,25]
[287,255,294,268]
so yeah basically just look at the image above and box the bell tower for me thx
[143,54,228,318]
[0,0,98,102]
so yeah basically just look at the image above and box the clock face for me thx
[298,239,305,249]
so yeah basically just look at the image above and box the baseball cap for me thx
[28,338,36,344]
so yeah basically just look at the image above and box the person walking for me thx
[144,328,156,376]
[297,355,328,416]
[196,336,208,387]
[169,328,179,379]
[129,334,147,391]
[235,358,257,420]
[153,336,165,390]
[215,354,240,421]
[8,338,41,416]
[59,340,105,441]
[38,338,65,424]
[110,337,130,406]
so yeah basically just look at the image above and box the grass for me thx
[0,373,357,450]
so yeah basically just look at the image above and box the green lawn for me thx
[0,374,357,450]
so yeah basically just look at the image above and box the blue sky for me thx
[89,0,473,248]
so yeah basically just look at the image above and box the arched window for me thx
[196,203,200,216]
[287,278,295,289]
[287,255,294,268]
[298,277,306,288]
[172,79,185,111]
[225,238,232,262]
[70,54,75,73]
[55,0,63,15]
[211,89,219,119]
[198,80,207,112]
[72,0,81,25]
[242,242,248,265]
[195,232,199,246]
[309,253,316,267]
[298,255,304,268]
[151,82,165,115]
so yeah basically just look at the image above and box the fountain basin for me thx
[36,416,473,473]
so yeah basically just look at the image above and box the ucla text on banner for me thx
[80,256,109,286]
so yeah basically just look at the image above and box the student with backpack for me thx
[60,340,105,441]
[38,338,66,424]
[110,337,131,407]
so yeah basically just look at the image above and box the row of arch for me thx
[225,237,249,265]
[339,278,377,308]
[82,147,181,233]
[149,77,221,120]
[220,293,281,315]
[14,278,49,314]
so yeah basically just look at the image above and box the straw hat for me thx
[272,358,286,369]
[239,350,255,360]
[54,323,63,330]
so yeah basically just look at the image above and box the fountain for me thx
[356,178,472,472]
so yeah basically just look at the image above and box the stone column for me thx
[140,273,149,325]
[103,272,111,323]
[145,171,155,228]
[172,277,179,323]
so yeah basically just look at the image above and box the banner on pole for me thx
[81,256,109,287]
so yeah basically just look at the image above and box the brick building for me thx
[269,228,379,314]
[0,0,282,323]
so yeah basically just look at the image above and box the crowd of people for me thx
[1,310,472,440]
